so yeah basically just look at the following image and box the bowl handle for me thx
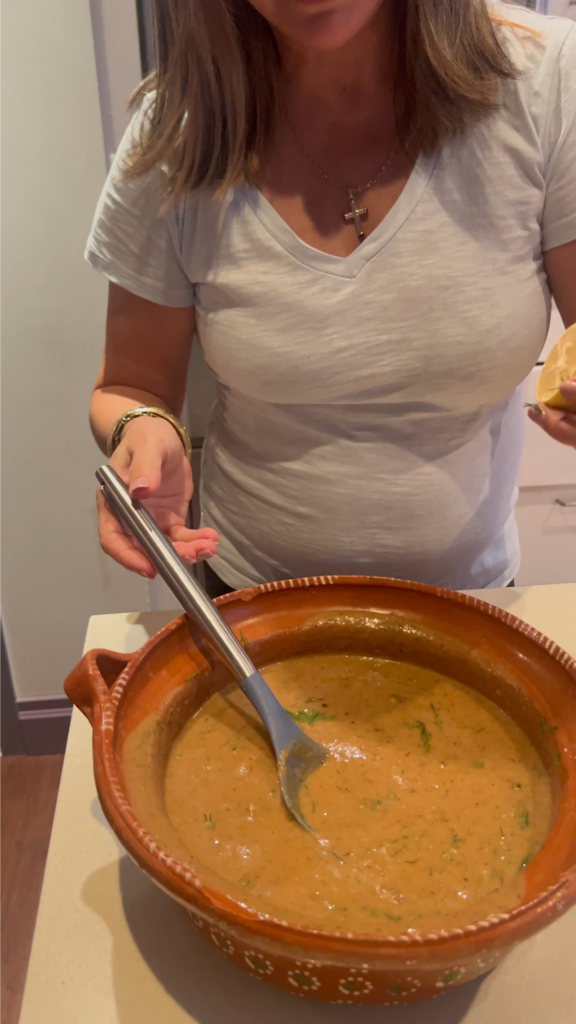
[64,649,131,725]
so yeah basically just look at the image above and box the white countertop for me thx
[19,585,576,1024]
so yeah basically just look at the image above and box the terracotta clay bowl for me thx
[65,576,576,1006]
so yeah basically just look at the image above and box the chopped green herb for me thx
[475,727,485,734]
[406,719,431,752]
[500,827,505,839]
[305,696,326,704]
[519,811,530,830]
[540,719,558,734]
[286,708,334,725]
[524,402,542,414]
[385,912,402,922]
[519,853,533,871]
[330,850,344,864]
[238,631,249,650]
[404,859,420,864]
[203,813,215,829]
[388,984,406,995]
[430,703,442,728]
[363,795,396,810]
[555,750,562,764]
[452,834,464,848]
[472,761,484,769]
[513,782,523,789]
[362,905,380,918]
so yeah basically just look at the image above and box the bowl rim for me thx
[96,575,576,953]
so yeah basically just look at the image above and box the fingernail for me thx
[131,477,149,493]
[139,571,152,579]
[196,548,213,560]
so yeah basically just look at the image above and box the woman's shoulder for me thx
[493,2,575,79]
[490,4,575,145]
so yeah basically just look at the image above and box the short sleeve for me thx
[542,23,576,252]
[85,99,196,307]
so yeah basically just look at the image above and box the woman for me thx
[88,0,576,597]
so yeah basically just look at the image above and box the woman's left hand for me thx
[527,378,576,449]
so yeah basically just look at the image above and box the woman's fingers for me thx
[96,487,157,577]
[169,525,219,544]
[528,405,576,448]
[169,525,219,561]
[558,378,576,406]
[127,446,164,499]
[98,425,219,574]
[98,484,220,574]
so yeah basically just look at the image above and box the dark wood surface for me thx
[1,755,64,1024]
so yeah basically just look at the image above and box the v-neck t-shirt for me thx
[86,8,576,591]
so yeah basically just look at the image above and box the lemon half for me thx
[535,323,576,413]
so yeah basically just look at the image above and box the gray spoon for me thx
[97,465,327,830]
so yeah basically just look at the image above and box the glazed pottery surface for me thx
[64,577,576,1005]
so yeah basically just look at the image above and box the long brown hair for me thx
[128,0,531,198]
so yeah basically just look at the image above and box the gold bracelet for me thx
[106,407,192,460]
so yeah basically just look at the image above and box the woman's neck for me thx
[277,4,394,122]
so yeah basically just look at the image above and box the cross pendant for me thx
[343,190,368,241]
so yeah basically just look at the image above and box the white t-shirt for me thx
[86,7,576,591]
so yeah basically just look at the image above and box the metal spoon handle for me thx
[97,464,325,832]
[96,465,254,682]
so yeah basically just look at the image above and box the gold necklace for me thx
[284,110,399,242]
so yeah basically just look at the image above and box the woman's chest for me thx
[191,211,546,410]
[184,132,548,408]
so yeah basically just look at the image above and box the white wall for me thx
[89,0,143,165]
[545,1,576,18]
[1,0,150,698]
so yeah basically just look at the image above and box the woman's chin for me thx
[257,0,384,53]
